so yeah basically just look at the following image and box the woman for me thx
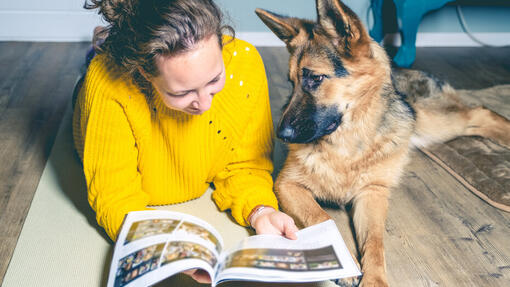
[74,0,298,282]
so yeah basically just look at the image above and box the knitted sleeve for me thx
[212,48,279,226]
[76,61,151,241]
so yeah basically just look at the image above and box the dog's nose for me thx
[278,126,295,142]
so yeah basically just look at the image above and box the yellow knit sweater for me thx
[73,38,278,241]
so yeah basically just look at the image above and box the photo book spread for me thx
[107,210,361,287]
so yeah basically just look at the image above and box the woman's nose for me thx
[197,91,213,111]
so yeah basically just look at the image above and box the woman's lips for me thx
[187,108,203,115]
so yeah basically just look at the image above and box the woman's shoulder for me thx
[83,54,143,103]
[222,36,266,92]
[87,53,121,79]
[222,36,264,69]
[215,37,268,120]
[222,36,257,51]
[87,54,129,87]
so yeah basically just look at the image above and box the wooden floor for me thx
[1,43,509,286]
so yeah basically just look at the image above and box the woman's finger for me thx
[283,219,299,240]
[182,269,212,284]
[191,269,212,283]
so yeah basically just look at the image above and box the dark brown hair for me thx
[85,0,234,93]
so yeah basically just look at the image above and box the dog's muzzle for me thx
[277,107,342,144]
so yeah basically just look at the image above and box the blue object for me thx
[370,0,454,67]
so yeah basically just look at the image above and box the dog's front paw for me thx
[331,276,360,287]
[358,274,388,287]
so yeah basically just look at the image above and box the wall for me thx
[1,0,509,46]
[0,0,101,41]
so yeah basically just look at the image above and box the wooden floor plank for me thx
[386,150,510,286]
[0,43,33,112]
[413,47,510,89]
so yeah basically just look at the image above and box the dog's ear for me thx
[255,8,300,45]
[316,0,369,51]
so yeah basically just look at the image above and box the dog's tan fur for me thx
[256,0,510,286]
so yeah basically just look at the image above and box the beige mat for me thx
[2,104,335,287]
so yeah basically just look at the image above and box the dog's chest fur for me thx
[289,117,413,204]
[290,140,371,203]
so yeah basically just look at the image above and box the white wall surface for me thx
[0,0,104,41]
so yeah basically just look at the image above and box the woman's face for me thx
[150,35,226,115]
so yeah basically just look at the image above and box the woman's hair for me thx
[85,0,234,93]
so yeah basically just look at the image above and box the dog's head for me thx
[256,0,391,144]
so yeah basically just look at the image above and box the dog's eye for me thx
[312,74,325,83]
[302,71,327,91]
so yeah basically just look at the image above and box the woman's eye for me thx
[167,92,190,98]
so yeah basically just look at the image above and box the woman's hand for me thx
[182,269,211,284]
[249,206,299,240]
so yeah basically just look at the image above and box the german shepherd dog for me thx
[255,0,510,286]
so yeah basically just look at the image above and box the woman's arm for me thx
[75,65,151,241]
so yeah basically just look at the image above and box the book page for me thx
[107,210,224,287]
[214,220,360,284]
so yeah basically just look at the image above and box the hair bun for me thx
[85,0,136,27]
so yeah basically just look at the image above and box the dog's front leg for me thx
[275,179,331,228]
[277,178,362,287]
[352,186,390,287]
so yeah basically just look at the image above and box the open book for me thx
[107,210,361,287]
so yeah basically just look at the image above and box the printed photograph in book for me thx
[175,222,222,253]
[114,243,165,287]
[125,218,222,253]
[125,219,180,244]
[223,246,341,272]
[161,241,218,267]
